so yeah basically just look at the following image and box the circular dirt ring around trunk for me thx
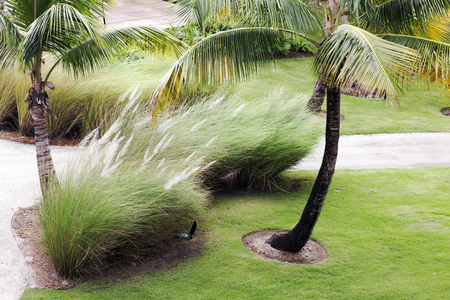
[242,230,329,264]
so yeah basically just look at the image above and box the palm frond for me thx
[54,26,188,78]
[152,27,285,115]
[5,0,53,29]
[338,0,388,22]
[21,4,102,69]
[172,0,323,37]
[313,24,418,99]
[0,10,23,68]
[172,0,218,31]
[381,34,450,86]
[5,0,115,28]
[358,0,450,35]
[419,15,450,42]
[248,0,323,36]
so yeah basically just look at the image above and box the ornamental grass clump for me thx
[0,57,174,138]
[39,86,207,276]
[40,170,205,276]
[149,89,322,190]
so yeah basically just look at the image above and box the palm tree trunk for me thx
[269,86,341,253]
[28,93,57,194]
[306,77,327,113]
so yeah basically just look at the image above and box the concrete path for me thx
[293,132,450,170]
[0,142,76,300]
[102,0,182,29]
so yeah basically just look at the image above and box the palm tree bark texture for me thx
[307,76,327,113]
[25,84,57,193]
[269,86,341,253]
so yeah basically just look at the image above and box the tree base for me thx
[268,232,305,253]
[242,230,329,264]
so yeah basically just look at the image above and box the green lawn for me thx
[113,57,450,135]
[232,58,450,135]
[23,167,450,299]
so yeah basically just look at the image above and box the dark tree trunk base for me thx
[243,230,329,263]
[270,87,341,253]
[268,231,302,253]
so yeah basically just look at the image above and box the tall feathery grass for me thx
[39,87,208,276]
[39,86,320,276]
[148,89,322,190]
[0,57,175,138]
[0,68,29,131]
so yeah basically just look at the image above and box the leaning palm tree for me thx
[153,0,450,252]
[0,0,186,193]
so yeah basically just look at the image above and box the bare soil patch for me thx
[0,131,80,146]
[277,51,314,60]
[242,230,328,264]
[11,206,205,290]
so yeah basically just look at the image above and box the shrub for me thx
[167,21,316,56]
[0,68,28,131]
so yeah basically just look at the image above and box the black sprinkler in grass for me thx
[176,221,197,240]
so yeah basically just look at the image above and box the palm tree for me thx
[0,0,186,193]
[154,0,450,252]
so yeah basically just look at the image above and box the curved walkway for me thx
[1,132,449,299]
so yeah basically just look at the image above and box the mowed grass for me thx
[23,167,450,299]
[232,58,450,134]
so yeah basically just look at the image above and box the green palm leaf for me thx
[173,0,322,36]
[21,4,102,69]
[358,0,450,35]
[152,27,285,114]
[314,24,418,99]
[55,26,188,78]
[381,34,450,85]
[5,0,54,29]
[5,0,115,29]
[338,0,380,22]
[248,0,322,35]
[172,0,218,31]
[0,10,23,68]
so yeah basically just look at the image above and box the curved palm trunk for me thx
[306,77,327,113]
[28,88,57,194]
[269,86,341,253]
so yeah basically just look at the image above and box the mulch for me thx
[0,131,80,146]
